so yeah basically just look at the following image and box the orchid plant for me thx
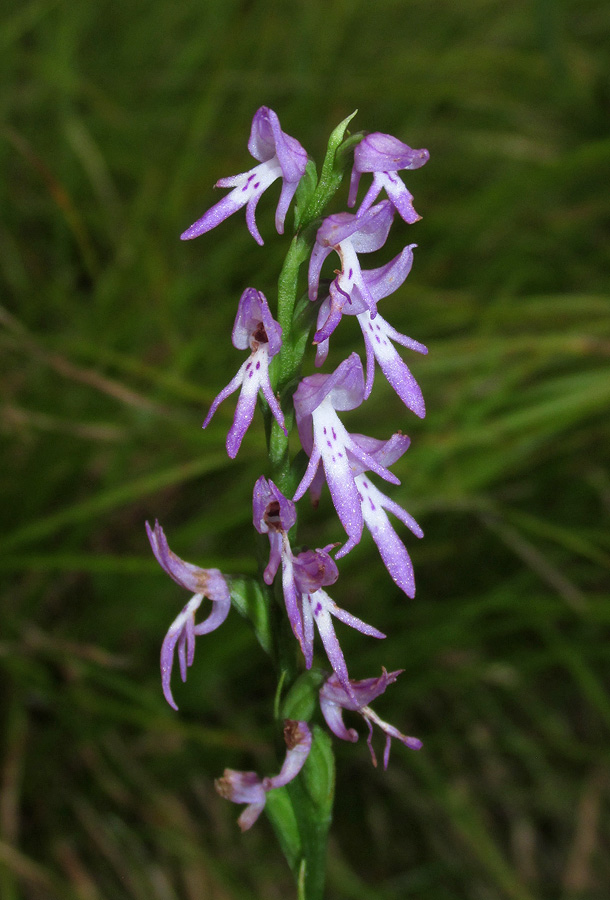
[147,107,429,900]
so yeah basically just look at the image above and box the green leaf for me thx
[302,725,335,818]
[300,109,359,225]
[281,669,326,721]
[227,576,273,656]
[335,129,366,170]
[265,786,302,874]
[285,726,335,900]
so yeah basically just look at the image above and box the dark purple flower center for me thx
[264,500,282,530]
[252,321,268,345]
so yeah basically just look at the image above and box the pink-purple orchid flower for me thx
[320,669,422,769]
[293,353,402,556]
[253,476,303,646]
[146,520,231,710]
[292,547,385,700]
[181,107,307,245]
[348,132,429,223]
[338,432,423,598]
[313,243,428,418]
[253,477,384,695]
[308,200,395,343]
[215,720,312,831]
[203,288,286,458]
[299,428,422,596]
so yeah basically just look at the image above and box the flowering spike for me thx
[320,669,422,768]
[181,107,307,245]
[146,520,231,710]
[203,289,287,458]
[348,132,429,222]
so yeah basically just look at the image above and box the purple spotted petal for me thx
[359,311,427,415]
[305,589,385,699]
[348,132,429,221]
[203,290,286,457]
[312,245,428,412]
[182,107,307,244]
[308,202,395,301]
[293,355,405,555]
[314,244,417,348]
[181,160,282,245]
[293,353,365,453]
[352,474,422,597]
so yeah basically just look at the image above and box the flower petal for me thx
[160,593,204,710]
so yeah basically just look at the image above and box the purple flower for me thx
[146,520,231,710]
[252,476,302,646]
[215,720,312,831]
[181,107,308,245]
[203,288,287,458]
[292,548,385,700]
[356,311,427,417]
[314,244,428,417]
[307,201,395,341]
[328,431,422,597]
[320,669,422,769]
[252,475,296,582]
[293,353,401,555]
[348,132,429,223]
[250,485,384,693]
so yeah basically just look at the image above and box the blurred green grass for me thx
[1,0,609,897]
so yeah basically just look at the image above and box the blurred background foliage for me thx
[1,0,609,898]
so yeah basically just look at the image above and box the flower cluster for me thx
[147,108,428,829]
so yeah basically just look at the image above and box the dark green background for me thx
[2,1,609,898]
